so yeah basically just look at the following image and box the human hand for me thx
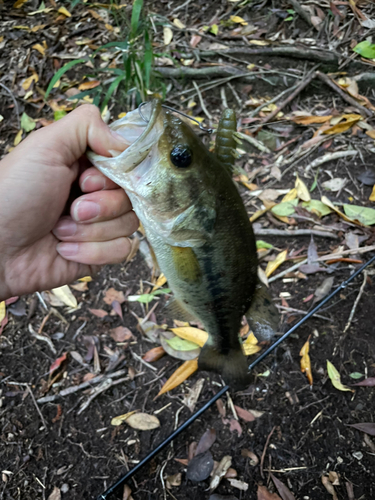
[0,105,139,301]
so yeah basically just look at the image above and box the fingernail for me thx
[53,219,77,237]
[57,242,79,257]
[74,200,100,222]
[110,129,129,146]
[81,175,105,192]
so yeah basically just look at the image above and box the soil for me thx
[1,1,375,500]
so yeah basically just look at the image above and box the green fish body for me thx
[88,100,278,389]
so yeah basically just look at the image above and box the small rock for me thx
[61,484,69,494]
[352,451,363,460]
[186,450,214,482]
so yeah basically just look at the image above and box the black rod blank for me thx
[97,254,375,500]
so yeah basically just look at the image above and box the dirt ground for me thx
[1,1,375,500]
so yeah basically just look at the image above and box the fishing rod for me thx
[97,254,375,500]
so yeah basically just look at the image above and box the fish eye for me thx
[170,145,192,168]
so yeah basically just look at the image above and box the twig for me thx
[131,351,158,372]
[305,150,358,173]
[36,291,48,311]
[277,305,331,322]
[28,324,57,354]
[316,71,373,118]
[318,245,375,262]
[249,83,299,118]
[26,385,48,430]
[169,0,193,14]
[254,229,338,239]
[0,82,20,128]
[289,0,313,26]
[268,259,308,283]
[192,80,212,120]
[235,131,271,154]
[260,426,276,479]
[342,271,368,335]
[261,70,317,125]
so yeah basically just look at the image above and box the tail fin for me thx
[198,343,250,390]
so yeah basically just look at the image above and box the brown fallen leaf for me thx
[321,475,338,500]
[257,485,282,500]
[110,326,133,343]
[157,359,198,396]
[347,422,375,436]
[227,478,248,491]
[229,419,243,437]
[299,336,313,385]
[103,288,125,305]
[89,308,108,318]
[111,300,123,320]
[271,473,296,500]
[47,486,61,500]
[352,377,375,386]
[71,282,88,292]
[78,80,101,90]
[142,346,166,363]
[126,412,160,431]
[292,115,333,125]
[210,455,232,491]
[241,449,259,466]
[234,405,256,422]
[166,472,182,488]
[183,377,205,412]
[123,484,132,500]
[195,428,216,456]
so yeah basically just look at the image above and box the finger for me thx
[71,189,132,223]
[52,212,139,242]
[56,237,132,265]
[79,167,119,193]
[24,104,128,166]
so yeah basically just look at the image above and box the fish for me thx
[88,100,279,390]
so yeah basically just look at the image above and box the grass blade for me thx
[131,0,143,38]
[101,75,125,112]
[45,58,86,100]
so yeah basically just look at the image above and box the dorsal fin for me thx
[214,109,237,174]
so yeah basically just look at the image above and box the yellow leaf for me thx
[250,208,268,222]
[163,26,173,45]
[299,336,313,385]
[292,115,333,125]
[32,43,46,56]
[321,196,363,226]
[295,175,311,202]
[14,129,23,146]
[31,24,46,32]
[247,63,255,70]
[210,24,219,35]
[13,25,31,30]
[78,276,93,282]
[265,250,287,277]
[58,6,71,17]
[111,410,137,426]
[243,333,261,356]
[51,285,78,308]
[249,40,269,46]
[118,112,127,118]
[282,188,298,202]
[22,73,38,90]
[230,15,248,25]
[105,23,114,31]
[158,359,198,396]
[366,130,375,139]
[78,80,101,90]
[327,360,353,392]
[152,273,167,292]
[13,0,29,7]
[170,327,208,348]
[0,301,6,323]
[370,186,375,202]
[173,18,185,29]
[323,114,361,135]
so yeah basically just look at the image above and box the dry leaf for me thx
[0,301,5,323]
[271,473,296,500]
[78,80,101,90]
[265,250,287,277]
[369,185,375,201]
[110,326,133,342]
[227,478,249,491]
[347,422,375,436]
[58,6,71,17]
[142,346,166,362]
[243,332,261,356]
[157,359,198,396]
[241,448,259,466]
[13,0,29,7]
[366,130,375,139]
[163,26,173,45]
[327,360,353,392]
[190,34,202,48]
[292,115,333,125]
[71,282,88,292]
[234,405,256,422]
[295,175,311,202]
[300,336,313,385]
[257,485,282,500]
[323,114,362,135]
[47,487,61,500]
[89,308,108,318]
[78,276,92,282]
[282,188,298,202]
[195,428,216,456]
[152,273,167,291]
[230,15,248,25]
[22,73,38,90]
[321,475,338,500]
[125,412,160,430]
[173,18,185,29]
[123,484,132,500]
[166,472,182,488]
[183,377,204,412]
[103,288,125,305]
[51,285,77,308]
[170,326,208,347]
[321,196,362,226]
[32,43,46,55]
[210,455,232,491]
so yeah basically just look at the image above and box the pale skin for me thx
[0,105,139,302]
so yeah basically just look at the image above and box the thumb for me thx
[37,104,128,164]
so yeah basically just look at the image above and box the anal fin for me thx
[246,282,280,341]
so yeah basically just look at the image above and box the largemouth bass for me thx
[88,100,279,389]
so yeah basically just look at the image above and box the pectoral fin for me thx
[246,282,279,341]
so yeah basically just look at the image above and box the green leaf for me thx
[285,16,293,21]
[271,199,298,217]
[45,58,86,100]
[343,204,375,225]
[101,75,124,112]
[210,24,219,35]
[144,28,153,90]
[166,336,200,352]
[131,0,143,38]
[287,9,295,14]
[327,360,353,392]
[20,112,36,132]
[353,40,375,59]
[152,288,171,296]
[54,110,67,121]
[349,372,364,380]
[128,293,156,303]
[256,240,274,250]
[302,199,332,217]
